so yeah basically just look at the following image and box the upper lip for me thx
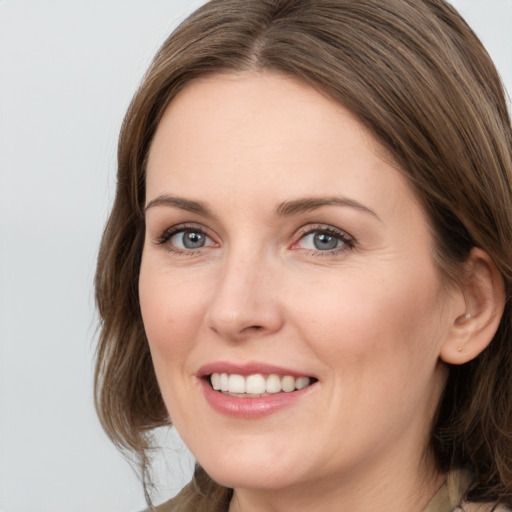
[197,361,315,379]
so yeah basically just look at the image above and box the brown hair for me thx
[95,0,512,507]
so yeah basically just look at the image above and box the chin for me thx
[193,443,308,491]
[204,463,300,492]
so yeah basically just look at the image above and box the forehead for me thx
[148,72,361,169]
[145,72,421,223]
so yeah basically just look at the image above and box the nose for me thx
[205,251,284,341]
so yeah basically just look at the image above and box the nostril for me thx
[244,325,263,332]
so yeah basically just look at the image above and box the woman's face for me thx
[140,73,461,497]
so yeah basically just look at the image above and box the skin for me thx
[139,72,469,512]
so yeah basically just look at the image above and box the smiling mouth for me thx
[208,373,317,397]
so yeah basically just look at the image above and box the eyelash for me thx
[154,223,355,256]
[155,223,215,255]
[291,224,355,257]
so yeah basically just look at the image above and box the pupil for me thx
[183,231,204,249]
[313,232,338,250]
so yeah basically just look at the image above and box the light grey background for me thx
[0,1,510,511]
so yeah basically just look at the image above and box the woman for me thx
[94,0,512,511]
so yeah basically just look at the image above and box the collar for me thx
[423,470,473,512]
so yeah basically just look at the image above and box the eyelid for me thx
[154,222,218,250]
[153,222,354,255]
[290,223,355,253]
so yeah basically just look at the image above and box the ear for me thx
[440,248,505,365]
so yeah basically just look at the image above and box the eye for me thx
[156,224,217,253]
[292,225,354,254]
[171,229,211,249]
[301,232,340,251]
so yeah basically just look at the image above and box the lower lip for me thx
[200,379,315,419]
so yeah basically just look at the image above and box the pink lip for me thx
[197,361,317,419]
[200,379,315,419]
[197,361,314,378]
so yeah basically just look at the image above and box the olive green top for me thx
[424,470,472,512]
[153,468,504,512]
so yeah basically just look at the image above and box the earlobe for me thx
[440,248,505,365]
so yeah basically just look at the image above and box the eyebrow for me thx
[144,194,379,220]
[274,196,379,219]
[145,195,212,216]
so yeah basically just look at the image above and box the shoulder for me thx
[150,485,203,512]
[152,498,178,512]
[149,481,199,512]
[150,474,231,512]
[151,491,187,512]
[459,503,512,512]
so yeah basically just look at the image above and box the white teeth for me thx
[246,374,266,394]
[281,375,295,392]
[265,374,282,394]
[295,376,310,390]
[211,373,221,390]
[220,373,229,392]
[228,374,246,393]
[209,372,311,395]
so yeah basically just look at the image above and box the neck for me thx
[228,453,444,512]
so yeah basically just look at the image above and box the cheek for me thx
[287,264,444,367]
[138,258,209,366]
[292,270,447,430]
[138,260,213,427]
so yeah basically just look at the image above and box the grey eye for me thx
[172,230,208,249]
[294,227,352,253]
[312,232,339,250]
